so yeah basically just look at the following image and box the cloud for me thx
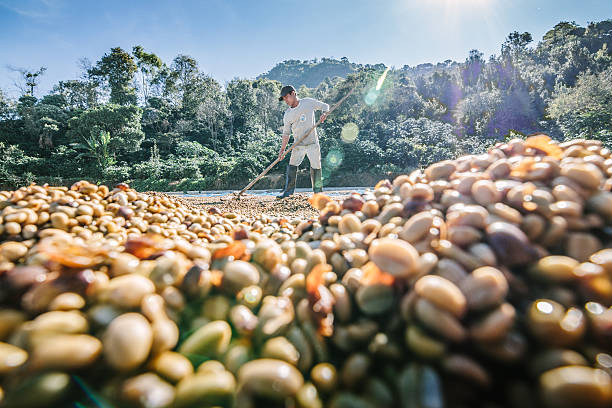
[0,0,64,19]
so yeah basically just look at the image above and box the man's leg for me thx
[306,143,323,193]
[277,163,298,199]
[310,168,323,193]
[277,147,304,199]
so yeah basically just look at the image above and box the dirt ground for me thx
[149,187,364,219]
[182,193,321,219]
[161,192,353,220]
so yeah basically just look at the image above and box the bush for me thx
[223,130,280,185]
[0,142,41,188]
[130,178,172,192]
[44,145,86,178]
[198,156,234,179]
[175,141,209,158]
[225,153,264,185]
[103,165,131,184]
[131,161,161,180]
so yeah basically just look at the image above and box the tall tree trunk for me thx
[141,71,148,105]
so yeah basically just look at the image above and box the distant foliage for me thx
[258,57,360,88]
[66,104,145,161]
[0,142,40,185]
[0,20,611,190]
[549,66,612,145]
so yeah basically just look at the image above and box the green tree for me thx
[253,78,282,134]
[89,47,138,105]
[0,89,14,120]
[23,103,69,151]
[11,95,71,154]
[191,75,229,150]
[542,21,583,45]
[418,70,462,117]
[53,80,98,110]
[487,87,539,138]
[132,46,163,105]
[167,55,200,108]
[536,20,612,86]
[0,142,40,187]
[386,75,429,120]
[226,79,258,148]
[9,66,47,96]
[73,130,115,173]
[549,66,612,145]
[462,50,485,89]
[140,96,179,155]
[66,104,145,161]
[501,31,533,59]
[454,89,503,137]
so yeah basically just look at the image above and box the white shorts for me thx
[289,143,321,169]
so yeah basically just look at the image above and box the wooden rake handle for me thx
[235,84,357,198]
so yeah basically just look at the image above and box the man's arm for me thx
[312,99,330,122]
[278,116,291,160]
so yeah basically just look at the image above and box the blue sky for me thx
[1,0,611,97]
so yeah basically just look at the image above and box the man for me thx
[277,85,329,199]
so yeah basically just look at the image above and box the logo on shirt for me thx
[299,114,306,122]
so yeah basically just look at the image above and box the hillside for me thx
[258,57,362,88]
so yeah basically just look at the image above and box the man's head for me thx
[279,85,298,106]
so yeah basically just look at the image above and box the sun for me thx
[419,0,496,13]
[439,0,492,5]
[394,0,498,29]
[416,0,500,41]
[432,0,495,11]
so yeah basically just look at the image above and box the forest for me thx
[0,20,610,191]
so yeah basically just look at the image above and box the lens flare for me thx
[340,122,359,143]
[376,67,390,91]
[325,149,344,169]
[364,88,379,105]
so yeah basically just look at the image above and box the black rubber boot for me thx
[310,167,323,193]
[277,164,298,199]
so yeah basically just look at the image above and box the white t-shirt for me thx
[282,97,329,146]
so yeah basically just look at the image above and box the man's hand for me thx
[320,112,328,122]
